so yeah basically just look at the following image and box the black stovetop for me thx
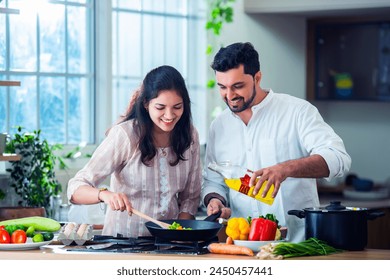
[66,235,216,255]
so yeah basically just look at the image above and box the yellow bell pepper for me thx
[225,217,250,240]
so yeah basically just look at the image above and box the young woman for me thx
[67,65,201,237]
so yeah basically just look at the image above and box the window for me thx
[0,0,94,144]
[1,0,207,146]
[111,0,207,143]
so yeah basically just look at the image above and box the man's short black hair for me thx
[211,42,260,77]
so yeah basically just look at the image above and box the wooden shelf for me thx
[0,8,20,15]
[0,80,21,87]
[0,154,21,161]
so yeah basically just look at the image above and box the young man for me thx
[201,42,351,242]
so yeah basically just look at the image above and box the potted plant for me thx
[4,126,64,217]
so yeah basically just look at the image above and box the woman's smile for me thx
[147,90,184,132]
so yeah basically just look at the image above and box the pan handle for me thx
[287,210,306,219]
[203,210,222,222]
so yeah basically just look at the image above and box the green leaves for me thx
[6,126,63,216]
[205,0,236,90]
[206,0,235,35]
[207,79,216,89]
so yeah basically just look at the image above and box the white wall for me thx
[207,0,390,183]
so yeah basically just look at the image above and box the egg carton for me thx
[57,222,93,246]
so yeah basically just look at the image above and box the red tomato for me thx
[0,225,5,230]
[0,229,11,244]
[11,229,27,244]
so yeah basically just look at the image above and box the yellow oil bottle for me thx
[208,161,275,205]
[224,178,275,205]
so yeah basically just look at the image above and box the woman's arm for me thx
[70,185,102,204]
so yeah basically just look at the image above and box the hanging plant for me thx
[206,0,235,37]
[205,0,236,88]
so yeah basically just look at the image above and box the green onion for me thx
[272,237,342,258]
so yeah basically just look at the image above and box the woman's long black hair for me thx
[119,65,193,166]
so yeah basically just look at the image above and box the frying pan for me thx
[144,212,222,242]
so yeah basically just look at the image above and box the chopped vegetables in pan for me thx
[168,222,192,230]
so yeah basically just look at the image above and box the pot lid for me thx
[325,201,345,210]
[305,201,368,212]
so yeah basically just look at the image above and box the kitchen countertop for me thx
[2,186,389,260]
[1,243,389,260]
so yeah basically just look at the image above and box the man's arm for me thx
[250,154,329,197]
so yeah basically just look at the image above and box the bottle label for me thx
[238,184,250,195]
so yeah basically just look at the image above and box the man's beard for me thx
[225,84,256,113]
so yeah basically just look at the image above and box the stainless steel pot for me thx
[288,201,385,251]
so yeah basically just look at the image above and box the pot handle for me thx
[287,210,306,219]
[367,210,385,220]
[203,210,222,222]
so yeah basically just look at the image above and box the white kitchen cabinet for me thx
[244,0,390,14]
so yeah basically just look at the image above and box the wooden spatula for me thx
[131,208,171,229]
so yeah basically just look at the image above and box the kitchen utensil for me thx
[288,201,385,251]
[145,211,222,242]
[131,208,171,229]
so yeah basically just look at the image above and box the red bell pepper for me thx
[258,219,277,241]
[248,217,278,241]
[248,218,264,241]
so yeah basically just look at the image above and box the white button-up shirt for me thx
[201,89,351,242]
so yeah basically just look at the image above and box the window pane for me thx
[68,5,87,74]
[0,15,5,70]
[40,77,65,143]
[112,78,139,121]
[68,77,93,144]
[2,0,94,145]
[115,12,141,76]
[9,4,37,71]
[9,76,37,134]
[0,76,6,132]
[165,0,186,14]
[165,17,186,76]
[114,0,141,9]
[142,14,165,71]
[40,3,65,73]
[111,0,207,141]
[142,0,164,12]
[69,0,87,4]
